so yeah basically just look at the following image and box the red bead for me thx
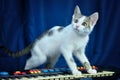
[80,67,85,71]
[14,71,21,75]
[21,72,26,75]
[29,70,34,74]
[92,66,98,70]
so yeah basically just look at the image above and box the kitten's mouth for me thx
[74,28,79,32]
[74,26,80,32]
[76,25,79,30]
[73,25,90,34]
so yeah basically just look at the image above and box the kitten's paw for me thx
[87,69,97,74]
[72,71,82,75]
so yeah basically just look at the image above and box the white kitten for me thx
[0,5,99,75]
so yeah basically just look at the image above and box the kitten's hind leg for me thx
[25,47,47,70]
[25,54,47,70]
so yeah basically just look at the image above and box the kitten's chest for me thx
[72,36,89,50]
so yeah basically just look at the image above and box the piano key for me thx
[0,66,115,80]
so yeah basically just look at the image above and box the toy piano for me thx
[0,66,115,80]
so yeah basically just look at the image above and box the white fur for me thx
[24,6,99,75]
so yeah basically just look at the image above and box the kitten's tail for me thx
[0,44,34,58]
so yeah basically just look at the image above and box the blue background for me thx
[0,0,120,78]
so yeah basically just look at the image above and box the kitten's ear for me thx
[89,12,99,27]
[73,5,82,18]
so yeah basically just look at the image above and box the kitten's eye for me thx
[74,19,78,23]
[82,22,87,26]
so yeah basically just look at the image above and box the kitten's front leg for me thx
[61,48,81,75]
[74,50,97,74]
[84,62,97,74]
